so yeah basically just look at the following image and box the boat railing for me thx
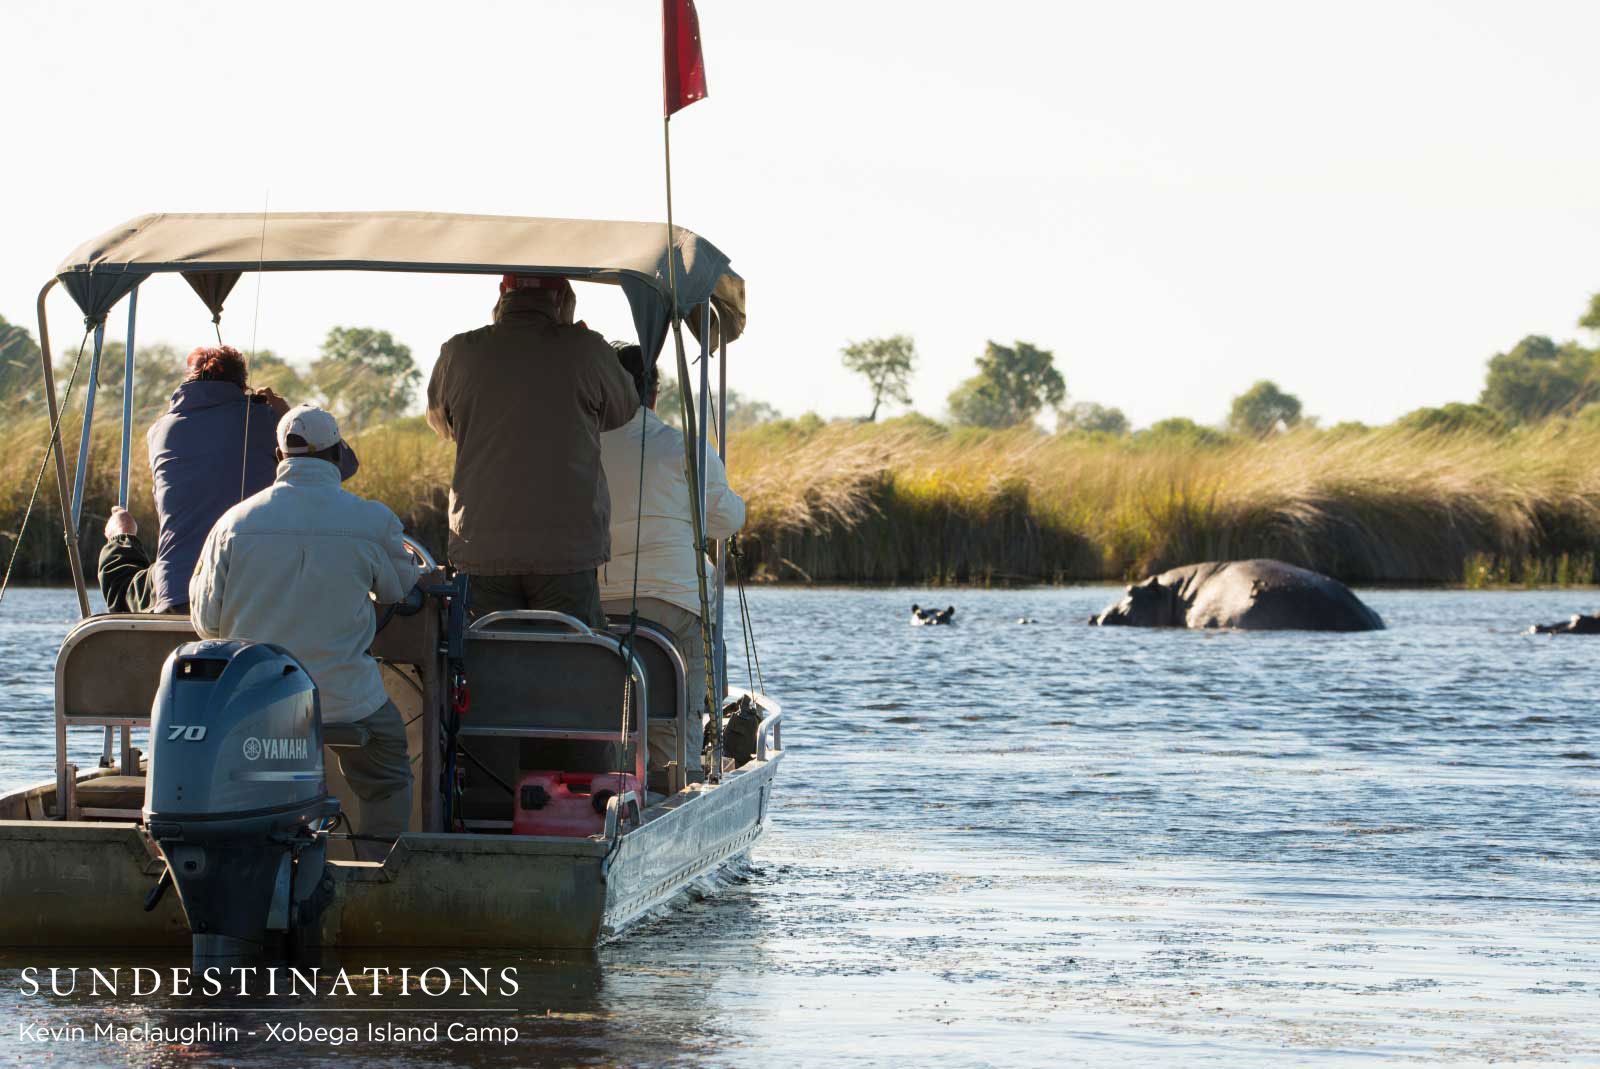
[727,687,783,762]
[756,705,783,761]
[602,790,643,839]
[469,609,594,635]
[400,535,439,574]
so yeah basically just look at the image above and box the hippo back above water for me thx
[1089,559,1385,631]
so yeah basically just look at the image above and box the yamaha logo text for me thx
[242,737,308,761]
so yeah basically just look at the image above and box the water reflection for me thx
[2,586,1599,1064]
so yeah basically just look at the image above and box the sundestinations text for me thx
[18,966,520,998]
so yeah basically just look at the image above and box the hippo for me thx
[911,604,956,626]
[1528,613,1600,634]
[1088,559,1384,631]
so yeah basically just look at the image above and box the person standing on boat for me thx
[426,275,638,627]
[97,346,294,614]
[599,344,746,780]
[189,403,419,852]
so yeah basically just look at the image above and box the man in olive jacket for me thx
[426,275,639,626]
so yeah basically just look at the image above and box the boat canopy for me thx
[53,211,746,354]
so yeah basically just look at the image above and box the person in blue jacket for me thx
[97,345,351,614]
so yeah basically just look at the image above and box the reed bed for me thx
[4,410,1598,587]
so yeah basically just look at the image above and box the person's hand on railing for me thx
[105,506,137,539]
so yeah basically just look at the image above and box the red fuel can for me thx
[512,771,642,837]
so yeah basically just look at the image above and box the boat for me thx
[0,211,782,951]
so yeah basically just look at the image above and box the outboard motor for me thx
[143,640,338,966]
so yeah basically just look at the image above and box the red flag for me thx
[663,0,707,116]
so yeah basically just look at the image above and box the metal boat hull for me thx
[0,752,779,949]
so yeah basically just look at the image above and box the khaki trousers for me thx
[333,699,413,856]
[602,597,709,775]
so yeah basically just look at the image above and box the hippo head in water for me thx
[1088,560,1385,631]
[1087,576,1180,627]
[911,604,956,626]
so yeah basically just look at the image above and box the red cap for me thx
[500,274,573,297]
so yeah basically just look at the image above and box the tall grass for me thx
[5,410,1599,587]
[722,417,1600,585]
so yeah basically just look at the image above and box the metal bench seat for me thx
[457,611,648,831]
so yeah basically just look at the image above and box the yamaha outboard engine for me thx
[143,640,339,966]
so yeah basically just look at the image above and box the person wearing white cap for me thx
[189,403,423,852]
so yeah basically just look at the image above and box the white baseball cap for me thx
[277,403,342,453]
[276,403,360,480]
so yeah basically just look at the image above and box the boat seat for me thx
[58,615,197,727]
[456,611,646,831]
[369,597,437,668]
[605,617,689,723]
[73,775,147,819]
[606,618,692,796]
[54,615,197,817]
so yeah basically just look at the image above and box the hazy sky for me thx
[3,0,1597,428]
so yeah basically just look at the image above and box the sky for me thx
[3,0,1598,429]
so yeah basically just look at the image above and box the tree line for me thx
[6,287,1598,440]
[834,290,1600,439]
[0,320,421,433]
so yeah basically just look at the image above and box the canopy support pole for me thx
[35,281,90,619]
[118,285,140,509]
[714,308,728,706]
[696,306,711,572]
[70,321,106,532]
[103,307,134,766]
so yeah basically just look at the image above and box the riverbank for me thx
[5,415,1599,586]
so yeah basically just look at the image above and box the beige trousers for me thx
[602,597,709,775]
[333,699,413,852]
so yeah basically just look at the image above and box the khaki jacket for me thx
[427,292,640,574]
[189,458,420,724]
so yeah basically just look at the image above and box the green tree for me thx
[51,341,188,420]
[654,373,780,431]
[945,376,1012,428]
[1580,292,1600,334]
[1478,335,1598,424]
[1136,417,1233,449]
[1395,402,1506,436]
[1227,380,1303,436]
[1058,401,1129,436]
[309,326,419,431]
[1576,402,1600,430]
[656,373,682,427]
[92,342,188,419]
[248,349,309,400]
[0,313,41,406]
[1325,420,1371,437]
[946,340,1065,428]
[840,334,916,421]
[725,390,782,430]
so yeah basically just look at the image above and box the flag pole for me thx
[663,114,677,295]
[663,133,721,786]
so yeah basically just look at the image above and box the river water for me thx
[1,585,1597,1067]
